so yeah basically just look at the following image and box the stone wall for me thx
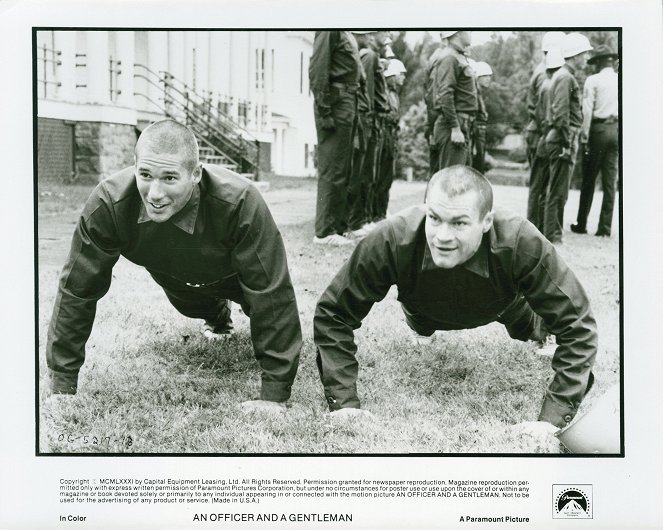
[75,122,137,183]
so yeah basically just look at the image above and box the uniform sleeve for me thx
[581,76,596,139]
[527,70,541,123]
[229,185,302,402]
[550,74,573,146]
[433,55,460,128]
[361,50,376,113]
[511,221,598,428]
[309,31,336,119]
[46,184,121,394]
[313,225,399,410]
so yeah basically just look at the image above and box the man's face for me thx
[478,75,491,88]
[452,31,472,51]
[424,187,493,269]
[573,51,589,70]
[135,146,201,223]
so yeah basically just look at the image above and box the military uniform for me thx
[373,84,400,220]
[309,31,363,238]
[471,83,488,174]
[525,62,553,230]
[47,165,302,401]
[574,66,619,236]
[347,45,378,231]
[543,63,583,243]
[428,46,478,172]
[314,206,597,429]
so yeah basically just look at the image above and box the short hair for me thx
[135,119,199,173]
[425,165,494,218]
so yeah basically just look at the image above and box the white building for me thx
[36,30,317,182]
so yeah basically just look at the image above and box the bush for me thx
[397,100,430,181]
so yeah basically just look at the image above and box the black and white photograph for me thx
[1,0,662,528]
[35,27,621,455]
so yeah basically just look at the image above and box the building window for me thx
[255,48,265,91]
[271,49,275,92]
[299,51,304,94]
[304,143,309,169]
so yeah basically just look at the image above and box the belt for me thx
[330,82,359,94]
[457,111,476,119]
[592,116,618,124]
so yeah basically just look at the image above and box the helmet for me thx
[545,45,565,69]
[541,31,565,52]
[351,30,376,34]
[562,33,593,59]
[384,59,407,78]
[384,44,396,59]
[440,31,458,39]
[556,385,620,454]
[472,61,493,77]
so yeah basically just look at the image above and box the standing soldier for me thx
[424,32,449,173]
[361,32,390,229]
[571,44,619,237]
[542,33,592,244]
[346,31,377,238]
[373,58,407,221]
[309,31,363,246]
[469,60,492,174]
[427,31,478,173]
[526,32,565,229]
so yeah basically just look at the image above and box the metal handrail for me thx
[133,63,258,174]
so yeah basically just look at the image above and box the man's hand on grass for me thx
[513,421,561,452]
[329,408,375,422]
[240,400,287,415]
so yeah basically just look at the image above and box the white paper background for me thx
[1,0,662,528]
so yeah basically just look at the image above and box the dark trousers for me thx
[543,137,578,243]
[347,113,372,230]
[152,273,250,328]
[527,154,550,232]
[402,295,547,342]
[372,128,396,221]
[575,122,619,235]
[314,90,356,238]
[362,122,383,224]
[430,114,474,173]
[472,123,487,174]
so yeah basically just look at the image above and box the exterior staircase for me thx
[133,63,262,182]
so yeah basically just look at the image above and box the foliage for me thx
[393,30,619,163]
[397,100,429,180]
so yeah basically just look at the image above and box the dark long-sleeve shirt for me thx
[549,64,583,146]
[47,165,302,402]
[314,206,597,428]
[526,62,547,130]
[309,31,362,119]
[430,46,478,128]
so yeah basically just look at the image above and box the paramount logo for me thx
[552,485,593,519]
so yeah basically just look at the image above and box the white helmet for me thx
[545,45,565,69]
[384,58,407,78]
[562,33,593,59]
[351,30,376,34]
[472,61,493,77]
[541,31,565,52]
[440,31,458,39]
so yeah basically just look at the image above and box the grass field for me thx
[37,177,620,454]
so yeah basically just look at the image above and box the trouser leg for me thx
[472,124,487,174]
[374,130,394,221]
[543,141,576,243]
[314,92,356,238]
[347,115,370,231]
[597,123,619,235]
[527,154,549,230]
[497,295,548,342]
[157,274,250,331]
[575,142,599,230]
